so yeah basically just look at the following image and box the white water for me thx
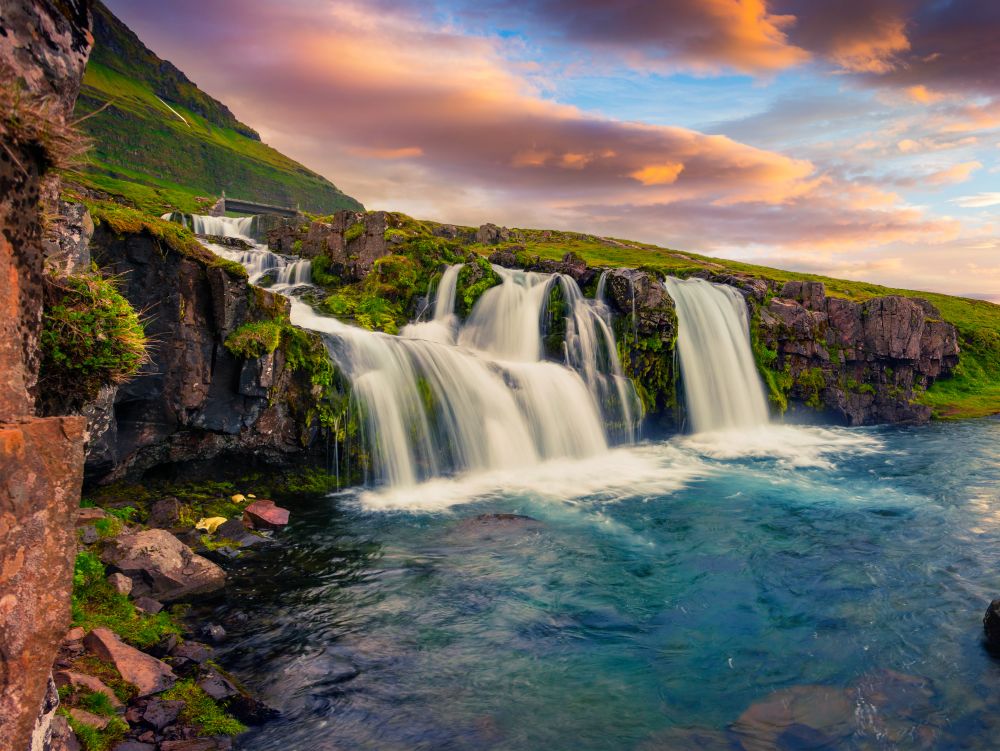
[662,276,769,433]
[173,213,639,487]
[164,212,256,240]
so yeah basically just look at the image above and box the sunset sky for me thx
[107,0,1000,301]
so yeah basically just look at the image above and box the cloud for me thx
[104,0,965,283]
[925,161,982,185]
[951,192,1000,208]
[460,0,811,76]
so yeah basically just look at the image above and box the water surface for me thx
[213,419,1000,750]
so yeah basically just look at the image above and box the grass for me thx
[73,57,361,215]
[161,679,246,736]
[39,273,147,412]
[62,710,128,751]
[71,551,182,649]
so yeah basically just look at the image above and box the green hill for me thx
[69,1,362,215]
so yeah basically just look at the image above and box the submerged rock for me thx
[730,685,854,751]
[101,529,226,602]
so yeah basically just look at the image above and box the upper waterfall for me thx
[176,212,641,488]
[662,277,769,433]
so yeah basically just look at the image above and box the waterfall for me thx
[163,212,256,240]
[178,211,640,488]
[433,264,463,322]
[662,277,769,433]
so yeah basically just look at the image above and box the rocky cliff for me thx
[83,217,343,483]
[757,280,959,425]
[0,2,92,749]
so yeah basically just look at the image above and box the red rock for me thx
[49,715,81,751]
[83,628,176,696]
[54,670,124,708]
[68,708,109,730]
[243,500,289,530]
[730,685,853,751]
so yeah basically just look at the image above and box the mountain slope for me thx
[70,1,362,215]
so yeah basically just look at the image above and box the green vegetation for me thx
[70,3,361,216]
[71,551,182,649]
[224,320,284,359]
[62,710,128,751]
[161,679,247,736]
[39,273,147,411]
[455,256,501,318]
[345,222,365,243]
[84,199,247,277]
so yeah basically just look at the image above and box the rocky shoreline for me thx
[42,483,294,751]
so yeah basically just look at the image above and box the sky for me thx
[105,0,1000,301]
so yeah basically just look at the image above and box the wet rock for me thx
[243,500,289,530]
[984,599,1000,649]
[148,498,182,529]
[197,671,239,702]
[54,670,124,708]
[142,699,184,730]
[172,642,212,664]
[215,518,264,548]
[730,685,854,751]
[101,529,226,602]
[202,624,227,645]
[83,628,176,696]
[199,235,252,250]
[68,708,109,730]
[453,514,543,542]
[134,597,164,615]
[107,572,133,595]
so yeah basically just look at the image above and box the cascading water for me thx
[163,212,256,240]
[662,276,769,432]
[174,213,639,487]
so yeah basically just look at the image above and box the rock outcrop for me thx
[84,224,323,482]
[0,3,92,750]
[758,281,959,424]
[267,210,391,280]
[101,529,227,602]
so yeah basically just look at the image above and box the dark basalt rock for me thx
[198,235,252,250]
[758,281,959,425]
[984,599,1000,650]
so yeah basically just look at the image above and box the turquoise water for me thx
[215,419,1000,750]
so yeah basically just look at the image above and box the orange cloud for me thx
[905,85,944,104]
[825,14,910,73]
[351,146,424,159]
[630,163,685,186]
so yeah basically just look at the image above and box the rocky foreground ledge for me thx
[36,486,292,751]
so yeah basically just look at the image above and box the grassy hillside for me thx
[69,2,362,215]
[459,226,1000,420]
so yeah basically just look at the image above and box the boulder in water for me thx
[984,599,1000,649]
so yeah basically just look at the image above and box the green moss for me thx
[224,321,283,359]
[367,254,420,302]
[62,710,128,751]
[456,256,501,317]
[71,552,182,649]
[39,273,147,411]
[344,222,364,244]
[78,689,118,717]
[161,679,246,736]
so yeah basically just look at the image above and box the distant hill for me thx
[71,1,362,215]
